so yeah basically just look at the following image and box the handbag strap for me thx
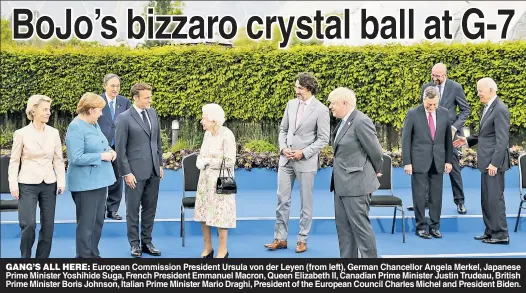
[218,132,232,178]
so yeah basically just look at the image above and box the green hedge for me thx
[1,42,525,130]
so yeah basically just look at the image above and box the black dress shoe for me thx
[430,229,442,238]
[482,238,509,245]
[131,245,142,258]
[201,249,214,258]
[457,204,467,214]
[416,230,432,239]
[106,211,122,220]
[142,243,161,256]
[474,234,490,240]
[407,205,414,211]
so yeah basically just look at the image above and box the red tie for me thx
[428,112,435,140]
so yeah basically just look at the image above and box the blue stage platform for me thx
[1,167,525,258]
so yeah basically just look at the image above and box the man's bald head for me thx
[431,63,447,85]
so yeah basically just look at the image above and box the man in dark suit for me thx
[403,86,453,239]
[328,87,384,258]
[98,74,131,220]
[410,63,470,214]
[454,78,510,245]
[115,82,164,257]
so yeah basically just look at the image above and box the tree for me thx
[140,0,185,48]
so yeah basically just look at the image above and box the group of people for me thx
[7,65,511,260]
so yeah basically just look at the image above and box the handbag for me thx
[216,156,237,195]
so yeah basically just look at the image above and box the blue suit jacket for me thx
[98,93,131,147]
[65,117,116,192]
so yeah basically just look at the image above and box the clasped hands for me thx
[282,148,303,161]
[101,149,117,162]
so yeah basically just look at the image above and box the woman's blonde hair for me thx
[26,95,52,121]
[76,92,106,115]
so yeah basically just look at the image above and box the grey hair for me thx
[423,86,439,100]
[103,74,121,85]
[327,87,357,108]
[478,77,498,92]
[202,103,226,126]
[26,95,52,120]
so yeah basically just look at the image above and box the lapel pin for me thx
[348,122,350,125]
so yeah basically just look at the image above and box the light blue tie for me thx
[109,100,115,146]
[109,100,115,120]
[336,120,345,139]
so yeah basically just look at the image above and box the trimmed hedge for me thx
[1,42,525,131]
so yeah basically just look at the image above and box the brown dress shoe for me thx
[295,242,307,253]
[264,239,287,250]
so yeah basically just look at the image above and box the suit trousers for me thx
[481,172,509,239]
[274,163,315,243]
[71,187,107,258]
[106,145,123,213]
[125,171,160,247]
[425,148,465,205]
[412,160,443,231]
[18,182,57,258]
[334,193,377,258]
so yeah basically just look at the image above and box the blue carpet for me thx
[2,166,525,258]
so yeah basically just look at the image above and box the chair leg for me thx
[180,206,183,237]
[514,201,524,233]
[181,208,185,247]
[391,207,397,234]
[401,206,406,243]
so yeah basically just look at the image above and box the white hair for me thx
[26,95,52,120]
[202,103,226,126]
[478,77,498,92]
[327,87,357,108]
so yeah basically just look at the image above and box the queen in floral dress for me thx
[194,103,236,259]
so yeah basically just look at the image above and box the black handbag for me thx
[216,156,237,194]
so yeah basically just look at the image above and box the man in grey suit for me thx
[454,78,510,245]
[115,82,164,257]
[402,87,453,239]
[328,87,383,258]
[264,72,330,253]
[410,63,470,214]
[98,74,131,220]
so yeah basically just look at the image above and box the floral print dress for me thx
[193,126,237,228]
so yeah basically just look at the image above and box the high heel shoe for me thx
[217,251,229,258]
[201,249,214,258]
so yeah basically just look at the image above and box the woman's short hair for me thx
[202,103,226,126]
[26,95,52,121]
[76,92,106,115]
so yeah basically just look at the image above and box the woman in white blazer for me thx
[8,95,65,258]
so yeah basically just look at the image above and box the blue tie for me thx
[109,100,115,146]
[109,100,115,120]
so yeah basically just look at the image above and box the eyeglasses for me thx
[431,74,444,78]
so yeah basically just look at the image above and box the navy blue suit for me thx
[98,93,131,213]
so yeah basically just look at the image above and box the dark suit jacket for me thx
[115,107,163,181]
[421,79,470,135]
[330,110,384,197]
[98,93,131,147]
[466,97,510,173]
[402,105,453,173]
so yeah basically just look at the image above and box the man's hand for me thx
[291,150,303,161]
[282,148,294,159]
[487,164,498,176]
[376,173,382,177]
[444,163,452,174]
[404,164,412,175]
[125,174,137,189]
[451,128,456,140]
[453,136,467,148]
[160,167,164,179]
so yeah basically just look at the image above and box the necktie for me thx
[336,120,345,139]
[141,110,151,131]
[296,101,305,129]
[428,112,435,140]
[437,85,442,100]
[481,104,489,120]
[109,100,115,120]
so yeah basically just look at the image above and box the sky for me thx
[1,1,525,47]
